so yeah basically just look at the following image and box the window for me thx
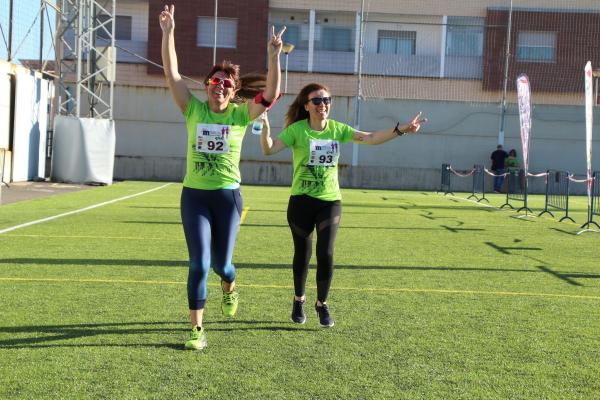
[517,31,556,62]
[197,17,237,48]
[273,24,305,49]
[317,27,353,52]
[377,31,416,55]
[97,15,132,41]
[446,17,483,57]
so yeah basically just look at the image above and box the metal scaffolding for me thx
[56,0,115,119]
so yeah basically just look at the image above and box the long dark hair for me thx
[285,83,330,128]
[204,60,265,104]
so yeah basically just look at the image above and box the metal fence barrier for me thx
[439,163,453,195]
[467,164,488,203]
[581,171,600,230]
[538,170,574,222]
[500,169,531,212]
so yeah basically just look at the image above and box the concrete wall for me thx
[112,85,600,193]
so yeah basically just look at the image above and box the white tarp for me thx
[51,116,115,184]
[12,67,49,181]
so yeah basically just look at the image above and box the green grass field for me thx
[1,181,599,399]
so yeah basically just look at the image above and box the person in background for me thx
[505,149,523,190]
[505,149,519,172]
[260,83,426,327]
[490,144,508,193]
[160,4,285,350]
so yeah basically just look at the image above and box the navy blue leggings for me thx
[180,186,243,310]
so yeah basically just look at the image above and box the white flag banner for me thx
[516,74,532,176]
[584,61,593,206]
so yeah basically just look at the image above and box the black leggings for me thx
[287,195,342,303]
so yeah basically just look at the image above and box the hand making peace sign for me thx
[268,25,287,58]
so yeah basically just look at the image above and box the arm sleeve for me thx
[278,126,294,147]
[183,95,205,120]
[233,102,251,127]
[339,122,356,144]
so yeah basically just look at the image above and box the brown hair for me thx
[204,61,266,104]
[285,83,330,127]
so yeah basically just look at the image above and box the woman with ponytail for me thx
[260,83,426,328]
[159,4,285,350]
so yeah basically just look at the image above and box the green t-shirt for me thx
[279,119,355,201]
[182,96,250,190]
[506,156,520,170]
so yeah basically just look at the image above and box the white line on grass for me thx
[0,183,173,235]
[240,207,249,224]
[2,277,600,301]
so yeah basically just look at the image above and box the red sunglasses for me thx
[208,77,235,88]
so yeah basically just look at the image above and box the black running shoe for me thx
[291,299,306,324]
[315,302,334,328]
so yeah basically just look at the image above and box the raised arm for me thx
[160,5,191,113]
[260,114,287,155]
[353,112,427,145]
[248,26,286,120]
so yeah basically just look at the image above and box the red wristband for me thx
[254,91,282,110]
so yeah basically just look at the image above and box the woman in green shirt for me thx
[506,149,520,171]
[260,83,426,327]
[160,4,285,349]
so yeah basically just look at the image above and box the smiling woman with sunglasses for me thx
[260,83,427,328]
[159,4,285,350]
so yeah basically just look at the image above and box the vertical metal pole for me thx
[498,0,514,146]
[39,0,45,68]
[440,15,447,78]
[307,9,315,72]
[75,0,84,117]
[351,0,365,167]
[109,0,115,119]
[213,0,218,65]
[89,0,96,117]
[284,53,289,93]
[8,0,13,61]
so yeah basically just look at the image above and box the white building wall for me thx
[111,86,600,192]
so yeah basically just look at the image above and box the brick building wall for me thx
[147,0,269,79]
[483,9,600,92]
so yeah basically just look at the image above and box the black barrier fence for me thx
[500,169,532,213]
[467,165,488,203]
[581,171,600,230]
[439,163,453,195]
[538,170,574,222]
[594,171,600,219]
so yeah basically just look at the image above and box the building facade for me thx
[95,0,599,191]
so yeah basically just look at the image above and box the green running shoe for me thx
[222,290,239,317]
[184,326,207,350]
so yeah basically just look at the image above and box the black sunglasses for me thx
[308,97,332,106]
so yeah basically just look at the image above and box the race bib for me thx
[307,139,340,167]
[195,124,231,154]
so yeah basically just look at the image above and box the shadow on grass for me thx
[484,242,542,255]
[248,208,404,216]
[0,320,315,349]
[0,259,551,273]
[523,256,600,286]
[344,203,495,211]
[2,259,595,279]
[119,221,451,231]
[550,228,577,236]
